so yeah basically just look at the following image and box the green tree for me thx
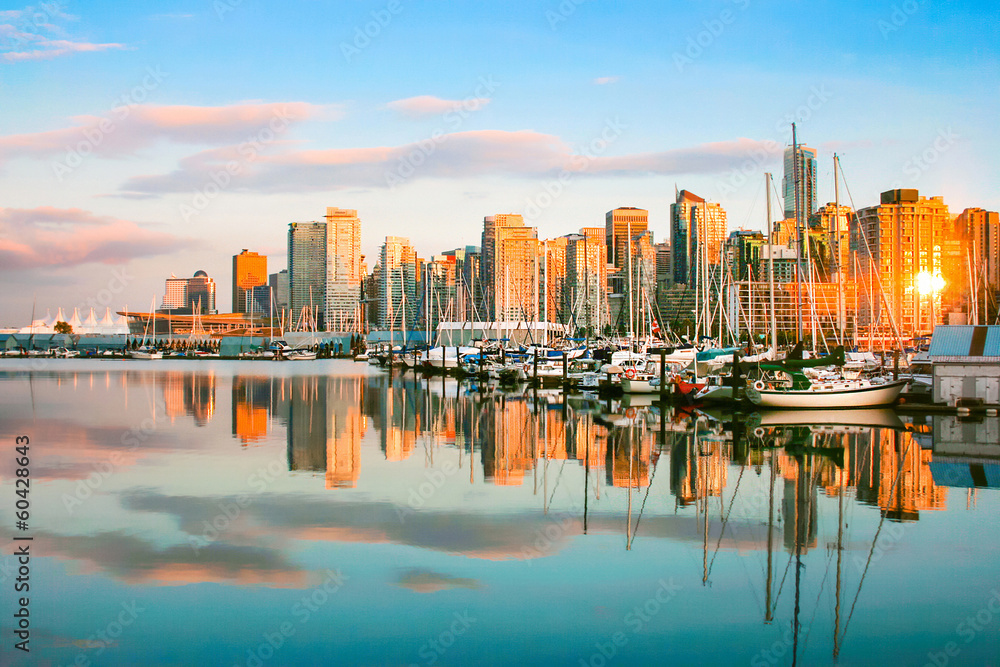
[54,321,73,334]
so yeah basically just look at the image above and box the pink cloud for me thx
[593,76,620,85]
[386,95,491,118]
[0,102,333,163]
[117,130,780,195]
[0,206,195,270]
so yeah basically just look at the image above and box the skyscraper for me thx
[853,189,951,338]
[268,270,289,313]
[379,236,418,330]
[564,227,606,335]
[671,190,728,288]
[324,207,362,332]
[481,214,540,321]
[783,144,818,220]
[187,270,217,314]
[605,207,649,270]
[288,221,327,330]
[232,249,268,314]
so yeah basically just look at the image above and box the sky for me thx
[1,0,998,324]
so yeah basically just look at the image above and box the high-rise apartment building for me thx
[853,189,951,338]
[268,270,289,313]
[605,207,649,270]
[442,246,483,322]
[671,190,728,288]
[783,144,818,220]
[324,207,362,332]
[481,214,540,321]
[162,274,188,310]
[812,203,853,283]
[288,221,327,330]
[232,249,268,314]
[187,271,216,314]
[543,237,568,324]
[379,236,418,330]
[564,227,606,335]
[161,271,216,314]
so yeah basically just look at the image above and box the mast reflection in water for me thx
[1,360,998,666]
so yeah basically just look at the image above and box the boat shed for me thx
[928,325,1000,407]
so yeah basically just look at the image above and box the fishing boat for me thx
[745,367,908,409]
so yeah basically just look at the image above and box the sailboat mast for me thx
[792,123,803,344]
[766,173,778,354]
[834,154,846,344]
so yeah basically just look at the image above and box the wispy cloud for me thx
[0,4,124,62]
[0,206,195,270]
[116,130,780,196]
[593,76,620,85]
[0,102,335,163]
[386,95,491,118]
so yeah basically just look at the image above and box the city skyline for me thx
[1,1,998,323]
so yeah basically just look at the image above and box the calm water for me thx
[1,359,998,666]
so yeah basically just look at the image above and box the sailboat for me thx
[129,298,163,359]
[745,367,907,408]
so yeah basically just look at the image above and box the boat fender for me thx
[625,368,637,380]
[753,380,766,391]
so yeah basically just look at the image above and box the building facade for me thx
[324,207,362,332]
[481,214,540,321]
[232,249,267,314]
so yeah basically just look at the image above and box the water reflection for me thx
[2,363,999,666]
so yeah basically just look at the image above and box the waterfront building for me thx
[564,227,607,335]
[481,214,540,321]
[379,236,418,330]
[324,207,363,332]
[232,249,267,314]
[162,274,188,310]
[671,190,728,289]
[955,207,1000,323]
[606,207,648,270]
[187,270,217,314]
[852,189,952,341]
[442,246,484,323]
[268,270,289,313]
[812,203,854,283]
[288,221,328,330]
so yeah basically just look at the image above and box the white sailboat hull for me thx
[746,379,909,409]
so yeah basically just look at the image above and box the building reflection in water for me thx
[283,376,365,488]
[216,371,983,535]
[161,371,216,426]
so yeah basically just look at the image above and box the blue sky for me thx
[1,0,998,321]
